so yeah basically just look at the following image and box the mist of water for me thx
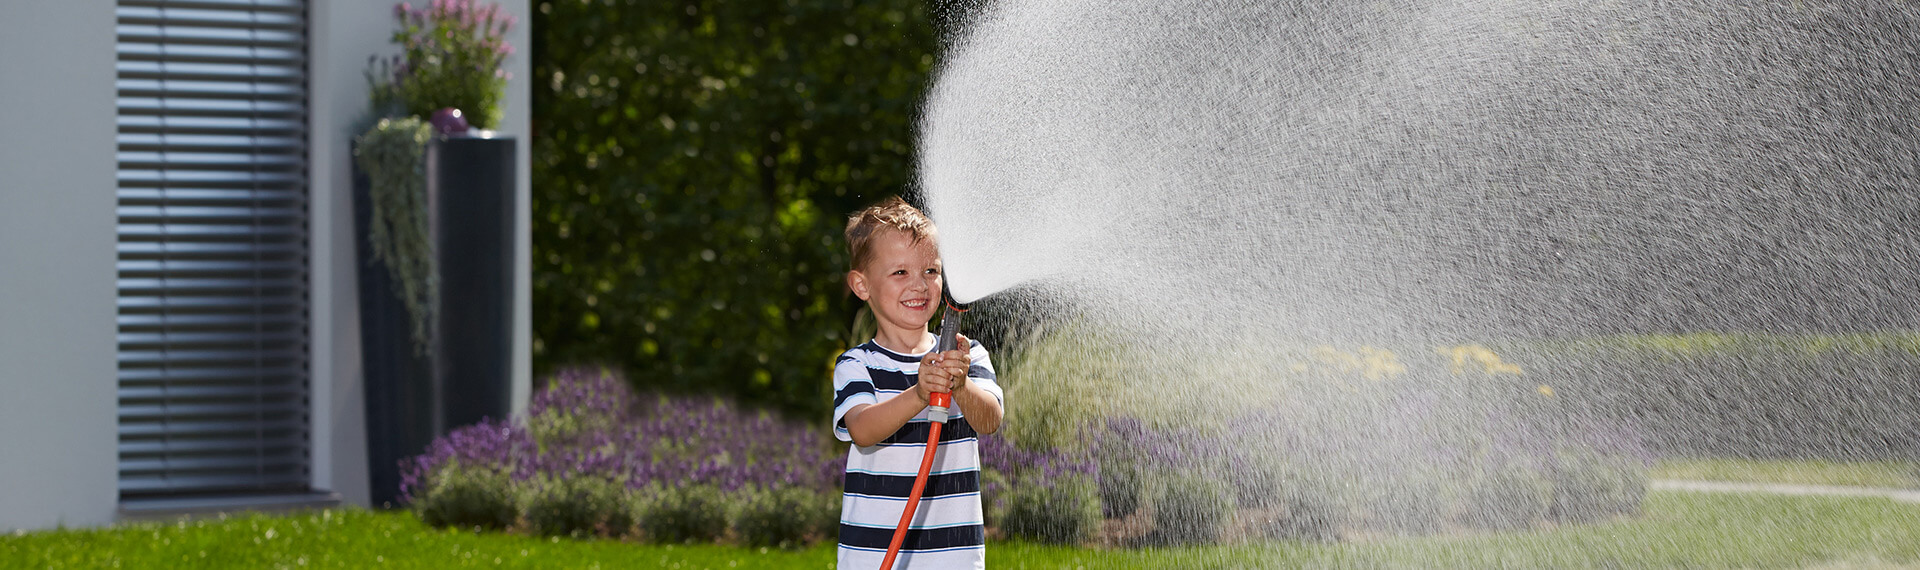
[916,0,1920,543]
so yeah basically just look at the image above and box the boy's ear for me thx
[847,269,870,301]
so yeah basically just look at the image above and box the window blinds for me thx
[114,0,312,496]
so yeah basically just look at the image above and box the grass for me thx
[995,492,1920,569]
[1655,458,1920,489]
[5,491,1919,569]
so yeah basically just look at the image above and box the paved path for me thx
[1652,479,1920,504]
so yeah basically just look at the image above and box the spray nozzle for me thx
[928,282,968,417]
[942,284,971,314]
[935,283,969,354]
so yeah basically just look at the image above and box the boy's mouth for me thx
[902,298,930,311]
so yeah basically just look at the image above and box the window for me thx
[114,0,311,497]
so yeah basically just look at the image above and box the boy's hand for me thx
[916,334,973,405]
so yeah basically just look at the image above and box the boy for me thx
[833,196,1004,569]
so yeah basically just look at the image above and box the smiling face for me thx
[847,228,943,351]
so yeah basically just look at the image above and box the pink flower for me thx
[393,2,410,18]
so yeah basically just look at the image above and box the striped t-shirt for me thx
[832,339,1003,570]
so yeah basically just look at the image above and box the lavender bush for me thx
[413,464,518,531]
[732,486,839,548]
[979,433,1099,539]
[999,475,1101,544]
[525,475,634,538]
[399,367,844,544]
[1149,476,1236,546]
[637,484,729,544]
[994,331,1653,544]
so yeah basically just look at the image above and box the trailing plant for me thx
[353,117,437,355]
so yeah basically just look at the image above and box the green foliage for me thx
[380,0,515,128]
[1358,470,1450,535]
[1497,331,1920,459]
[1550,448,1649,523]
[1259,479,1344,542]
[732,486,836,549]
[413,465,520,531]
[14,492,1920,569]
[638,484,731,544]
[1001,475,1102,545]
[524,476,635,538]
[354,117,438,355]
[1461,460,1553,530]
[1148,476,1236,546]
[1098,460,1143,519]
[1652,458,1920,488]
[530,0,946,417]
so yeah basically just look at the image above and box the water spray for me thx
[879,284,970,570]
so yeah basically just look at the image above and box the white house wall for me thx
[0,0,122,532]
[309,0,533,508]
[0,0,531,527]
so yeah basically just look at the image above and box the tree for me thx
[531,0,946,418]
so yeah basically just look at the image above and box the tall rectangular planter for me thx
[353,135,518,507]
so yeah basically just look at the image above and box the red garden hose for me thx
[879,392,950,570]
[880,288,969,569]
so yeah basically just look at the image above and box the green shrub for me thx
[413,466,520,531]
[1550,449,1649,523]
[1001,475,1102,545]
[733,487,836,548]
[525,477,635,538]
[639,484,731,544]
[531,0,945,421]
[1100,462,1144,519]
[981,468,1010,528]
[1149,476,1236,546]
[1361,475,1449,534]
[1460,461,1553,530]
[1252,477,1344,542]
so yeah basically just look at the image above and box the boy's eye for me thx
[891,270,907,276]
[926,268,941,276]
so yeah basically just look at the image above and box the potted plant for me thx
[353,0,519,507]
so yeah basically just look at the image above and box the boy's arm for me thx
[954,381,1002,436]
[945,335,1002,435]
[841,389,930,447]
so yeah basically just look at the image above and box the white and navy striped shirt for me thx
[832,339,1003,570]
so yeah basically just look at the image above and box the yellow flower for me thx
[1440,344,1524,376]
[1358,346,1405,381]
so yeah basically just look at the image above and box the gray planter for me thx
[353,134,518,507]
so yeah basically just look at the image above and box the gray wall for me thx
[0,0,533,527]
[0,0,122,531]
[310,0,533,507]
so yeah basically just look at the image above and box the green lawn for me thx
[1654,459,1920,489]
[6,491,1920,569]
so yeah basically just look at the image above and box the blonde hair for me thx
[845,196,936,271]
